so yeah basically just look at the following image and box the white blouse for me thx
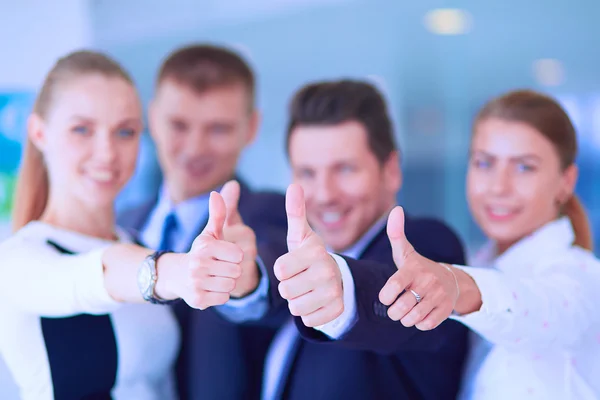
[451,217,600,400]
[0,222,180,400]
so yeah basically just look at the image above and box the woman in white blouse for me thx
[380,89,600,399]
[0,50,245,400]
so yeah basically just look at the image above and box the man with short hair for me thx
[119,44,287,400]
[247,80,469,399]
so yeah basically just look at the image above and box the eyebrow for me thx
[69,115,94,123]
[69,116,141,127]
[472,150,542,162]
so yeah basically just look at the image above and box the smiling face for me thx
[467,117,577,252]
[30,73,143,211]
[149,79,258,203]
[289,120,401,252]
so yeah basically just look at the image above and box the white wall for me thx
[0,1,92,397]
[0,0,92,89]
[91,0,352,47]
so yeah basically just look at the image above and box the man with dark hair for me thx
[230,79,469,399]
[119,44,287,400]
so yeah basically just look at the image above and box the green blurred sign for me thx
[0,92,34,222]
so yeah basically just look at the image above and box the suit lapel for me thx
[123,197,158,238]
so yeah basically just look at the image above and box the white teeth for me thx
[322,212,342,223]
[489,207,512,216]
[88,171,114,182]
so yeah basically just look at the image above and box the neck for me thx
[331,207,392,254]
[41,196,116,241]
[495,241,513,256]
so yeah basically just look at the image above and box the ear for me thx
[561,164,578,200]
[245,109,261,146]
[383,150,402,194]
[27,113,46,152]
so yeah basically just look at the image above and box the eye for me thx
[295,168,314,180]
[72,125,90,135]
[516,163,536,173]
[209,123,233,135]
[117,128,137,138]
[170,120,187,133]
[472,157,491,169]
[340,164,356,173]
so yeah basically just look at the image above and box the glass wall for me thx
[90,0,600,255]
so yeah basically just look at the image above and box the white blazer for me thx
[452,217,600,400]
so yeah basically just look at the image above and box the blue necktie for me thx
[158,212,178,251]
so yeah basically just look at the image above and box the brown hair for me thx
[474,89,593,250]
[12,50,134,231]
[156,44,255,110]
[285,79,397,164]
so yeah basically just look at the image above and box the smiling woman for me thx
[379,89,600,400]
[0,50,246,400]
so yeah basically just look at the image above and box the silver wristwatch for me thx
[137,250,175,305]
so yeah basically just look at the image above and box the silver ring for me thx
[409,289,422,304]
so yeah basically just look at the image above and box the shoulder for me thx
[404,215,466,265]
[116,199,157,231]
[543,245,600,274]
[239,186,287,229]
[0,223,57,260]
[1,223,47,248]
[240,187,285,210]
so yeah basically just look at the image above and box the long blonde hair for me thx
[12,50,134,232]
[474,89,592,251]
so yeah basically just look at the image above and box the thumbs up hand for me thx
[274,184,344,327]
[179,191,244,309]
[220,180,260,298]
[378,206,459,330]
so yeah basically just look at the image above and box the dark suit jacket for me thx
[118,181,288,400]
[264,216,469,400]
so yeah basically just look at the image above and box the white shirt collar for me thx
[20,221,133,251]
[151,185,212,243]
[475,216,575,274]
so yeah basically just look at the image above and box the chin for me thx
[482,225,523,246]
[82,191,118,209]
[323,234,354,253]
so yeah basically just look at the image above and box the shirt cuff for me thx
[215,256,269,322]
[449,265,513,330]
[76,248,121,314]
[313,253,358,339]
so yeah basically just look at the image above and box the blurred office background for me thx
[2,0,600,249]
[1,0,600,396]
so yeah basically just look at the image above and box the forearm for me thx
[101,244,151,303]
[450,265,597,348]
[101,244,183,303]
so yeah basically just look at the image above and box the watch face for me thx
[137,261,152,296]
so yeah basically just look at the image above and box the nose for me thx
[94,130,117,164]
[184,129,210,158]
[313,173,339,205]
[489,166,512,196]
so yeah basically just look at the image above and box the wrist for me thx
[154,253,184,300]
[451,266,483,315]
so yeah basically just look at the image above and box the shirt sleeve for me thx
[450,252,600,349]
[215,255,269,322]
[313,253,358,339]
[0,237,120,316]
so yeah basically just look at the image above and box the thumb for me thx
[285,183,312,251]
[387,206,414,267]
[202,191,227,239]
[220,180,242,226]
